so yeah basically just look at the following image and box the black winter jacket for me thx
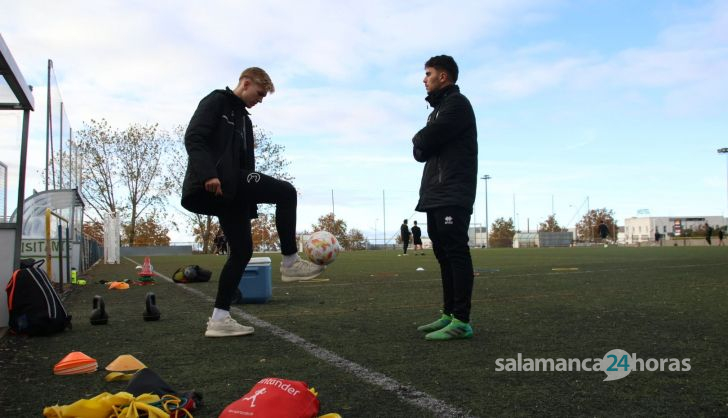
[401,224,411,239]
[181,88,257,217]
[412,84,478,213]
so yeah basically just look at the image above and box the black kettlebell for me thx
[143,292,161,321]
[90,295,108,325]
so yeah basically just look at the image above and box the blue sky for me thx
[1,0,727,243]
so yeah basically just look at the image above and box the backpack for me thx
[172,265,212,283]
[6,258,72,336]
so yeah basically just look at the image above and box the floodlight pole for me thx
[60,101,64,188]
[482,175,491,247]
[374,218,378,249]
[382,190,386,251]
[45,59,51,190]
[719,148,728,214]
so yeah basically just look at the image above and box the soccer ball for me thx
[304,231,340,265]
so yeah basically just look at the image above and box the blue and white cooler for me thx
[235,257,272,303]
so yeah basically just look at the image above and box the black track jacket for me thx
[412,84,478,213]
[181,88,256,217]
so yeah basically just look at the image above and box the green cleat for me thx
[417,314,452,333]
[425,318,473,341]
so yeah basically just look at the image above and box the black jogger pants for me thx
[215,171,298,310]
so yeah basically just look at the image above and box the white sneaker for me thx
[280,259,325,282]
[205,316,254,337]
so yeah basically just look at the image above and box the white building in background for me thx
[623,216,726,244]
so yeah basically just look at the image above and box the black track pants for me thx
[215,171,298,310]
[426,206,474,323]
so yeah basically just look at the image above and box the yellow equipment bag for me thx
[43,391,192,418]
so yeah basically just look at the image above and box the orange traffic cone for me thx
[138,256,154,278]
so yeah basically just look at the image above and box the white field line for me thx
[123,257,477,418]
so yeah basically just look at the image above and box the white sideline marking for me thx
[123,257,476,418]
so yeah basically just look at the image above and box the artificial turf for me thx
[1,246,727,417]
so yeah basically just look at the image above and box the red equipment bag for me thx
[219,377,320,418]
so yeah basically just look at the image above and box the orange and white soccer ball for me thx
[304,231,340,265]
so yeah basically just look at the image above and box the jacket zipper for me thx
[437,157,443,184]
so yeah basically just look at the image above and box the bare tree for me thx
[168,125,219,252]
[117,123,175,245]
[76,119,121,222]
[40,145,80,191]
[77,119,176,246]
[254,128,293,183]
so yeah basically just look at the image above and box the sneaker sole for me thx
[425,329,473,341]
[281,271,324,282]
[204,329,254,337]
[425,334,473,341]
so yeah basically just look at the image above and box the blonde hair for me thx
[239,67,275,93]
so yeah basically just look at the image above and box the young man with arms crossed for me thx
[412,55,478,341]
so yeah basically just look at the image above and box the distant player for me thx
[400,219,411,255]
[598,221,610,242]
[411,220,424,255]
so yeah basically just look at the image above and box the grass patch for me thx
[1,247,727,416]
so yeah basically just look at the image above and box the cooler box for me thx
[236,257,272,303]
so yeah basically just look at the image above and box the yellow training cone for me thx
[105,354,146,372]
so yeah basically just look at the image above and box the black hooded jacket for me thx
[181,88,256,217]
[412,84,478,213]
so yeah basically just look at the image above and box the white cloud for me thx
[2,0,727,239]
[257,87,421,147]
[470,1,728,117]
[484,56,591,98]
